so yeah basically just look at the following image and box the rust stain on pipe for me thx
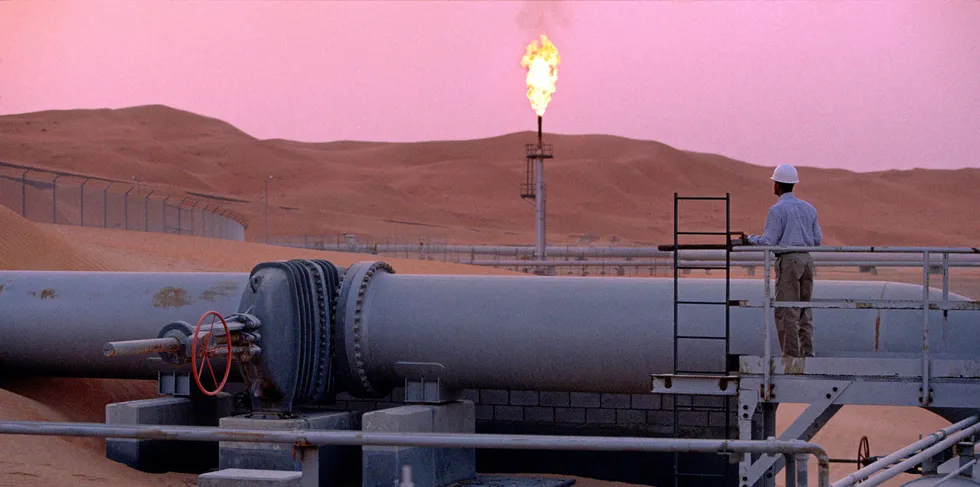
[874,313,881,352]
[199,281,239,302]
[40,288,56,299]
[153,287,191,308]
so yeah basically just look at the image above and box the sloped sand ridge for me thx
[0,205,117,271]
[2,106,979,247]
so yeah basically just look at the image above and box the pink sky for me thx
[1,1,978,172]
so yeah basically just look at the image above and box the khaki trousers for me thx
[774,252,815,357]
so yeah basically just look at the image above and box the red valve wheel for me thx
[857,436,871,472]
[191,310,233,396]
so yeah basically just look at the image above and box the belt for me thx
[775,251,809,258]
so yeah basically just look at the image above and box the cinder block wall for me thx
[329,388,736,438]
[323,388,739,485]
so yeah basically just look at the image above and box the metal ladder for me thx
[669,192,737,487]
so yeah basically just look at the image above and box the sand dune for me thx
[2,106,977,247]
[0,205,117,271]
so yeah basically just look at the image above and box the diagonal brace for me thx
[745,380,850,487]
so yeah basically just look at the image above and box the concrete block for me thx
[555,408,585,424]
[524,407,554,423]
[106,395,232,473]
[585,409,616,425]
[693,396,725,408]
[678,411,708,427]
[475,405,495,421]
[509,391,539,406]
[361,401,476,487]
[631,394,660,410]
[493,406,524,422]
[600,393,631,409]
[709,411,732,427]
[661,395,674,410]
[480,389,510,405]
[647,410,673,426]
[198,468,301,487]
[617,409,646,425]
[218,411,356,486]
[539,392,570,407]
[569,392,600,408]
[460,389,480,402]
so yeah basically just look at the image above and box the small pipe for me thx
[833,415,979,487]
[923,250,931,405]
[856,422,980,487]
[0,421,829,486]
[103,337,180,357]
[932,457,978,487]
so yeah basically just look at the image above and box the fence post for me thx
[144,192,153,231]
[103,182,113,228]
[80,178,90,227]
[21,169,30,218]
[52,175,62,224]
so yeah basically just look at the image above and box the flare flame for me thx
[521,35,561,117]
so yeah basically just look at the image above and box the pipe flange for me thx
[338,260,394,397]
[156,320,194,365]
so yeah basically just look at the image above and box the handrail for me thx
[0,420,831,487]
[732,245,980,405]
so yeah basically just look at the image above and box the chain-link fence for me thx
[269,233,676,277]
[0,162,247,240]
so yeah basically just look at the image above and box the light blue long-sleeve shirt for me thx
[747,193,823,248]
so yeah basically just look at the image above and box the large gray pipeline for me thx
[331,262,978,397]
[1,263,977,405]
[0,271,245,379]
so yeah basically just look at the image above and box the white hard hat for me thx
[770,164,799,184]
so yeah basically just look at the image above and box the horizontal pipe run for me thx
[735,299,980,311]
[856,422,980,487]
[0,421,829,486]
[461,259,980,269]
[735,245,980,254]
[103,337,180,357]
[832,415,979,487]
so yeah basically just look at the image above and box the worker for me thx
[743,164,823,358]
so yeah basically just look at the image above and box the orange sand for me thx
[2,106,978,248]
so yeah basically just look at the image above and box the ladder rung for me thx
[676,335,727,340]
[676,300,729,306]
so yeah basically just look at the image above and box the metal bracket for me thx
[394,362,459,404]
[652,374,739,396]
[743,380,850,487]
[738,388,761,485]
[158,371,192,396]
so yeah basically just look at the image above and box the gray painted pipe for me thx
[335,264,979,396]
[0,271,245,378]
[1,267,977,399]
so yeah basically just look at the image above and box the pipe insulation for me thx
[1,262,977,404]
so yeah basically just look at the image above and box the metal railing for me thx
[0,420,831,487]
[732,245,980,402]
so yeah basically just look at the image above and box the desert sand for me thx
[1,105,978,247]
[1,106,976,486]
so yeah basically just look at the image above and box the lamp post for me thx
[265,175,273,244]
